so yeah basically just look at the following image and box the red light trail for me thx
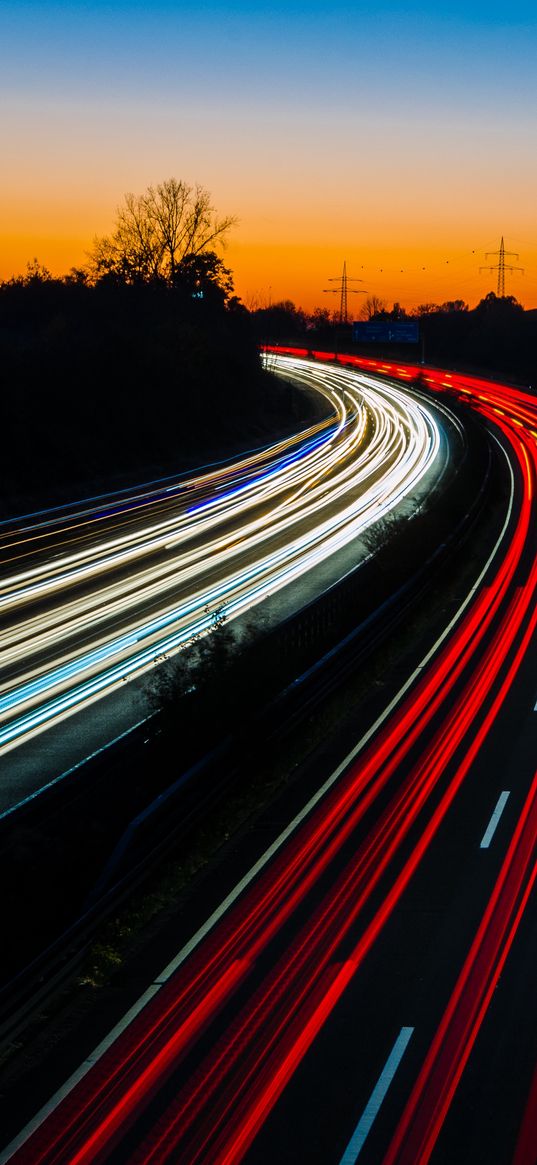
[5,352,537,1165]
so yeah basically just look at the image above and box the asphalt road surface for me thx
[2,361,536,1165]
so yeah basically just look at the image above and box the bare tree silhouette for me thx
[87,178,237,284]
[359,295,388,320]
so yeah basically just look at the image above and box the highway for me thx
[2,360,536,1164]
[0,359,443,808]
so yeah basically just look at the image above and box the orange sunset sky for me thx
[1,2,536,314]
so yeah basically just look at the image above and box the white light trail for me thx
[0,357,440,755]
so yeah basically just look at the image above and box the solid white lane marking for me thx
[339,1027,414,1164]
[0,715,153,822]
[480,791,510,849]
[1,406,516,1163]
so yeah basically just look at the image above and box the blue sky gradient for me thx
[1,1,536,307]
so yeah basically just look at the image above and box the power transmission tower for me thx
[323,260,366,324]
[480,236,523,298]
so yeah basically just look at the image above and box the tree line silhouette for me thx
[0,181,327,517]
[251,292,537,389]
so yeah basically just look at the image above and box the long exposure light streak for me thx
[0,361,440,757]
[381,771,537,1165]
[4,355,537,1165]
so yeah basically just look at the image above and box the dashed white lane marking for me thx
[339,1027,414,1164]
[480,790,510,849]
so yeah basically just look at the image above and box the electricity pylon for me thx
[323,260,366,324]
[480,237,523,298]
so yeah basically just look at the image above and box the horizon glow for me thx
[1,2,536,310]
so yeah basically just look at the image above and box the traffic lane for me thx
[0,415,348,612]
[0,415,337,571]
[427,866,537,1165]
[422,642,537,1165]
[0,406,439,764]
[0,394,371,692]
[0,369,433,629]
[238,412,535,1165]
[244,655,537,1165]
[0,399,345,600]
[0,430,399,688]
[0,427,352,618]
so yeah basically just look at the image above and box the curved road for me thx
[2,359,535,1165]
[0,360,442,806]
